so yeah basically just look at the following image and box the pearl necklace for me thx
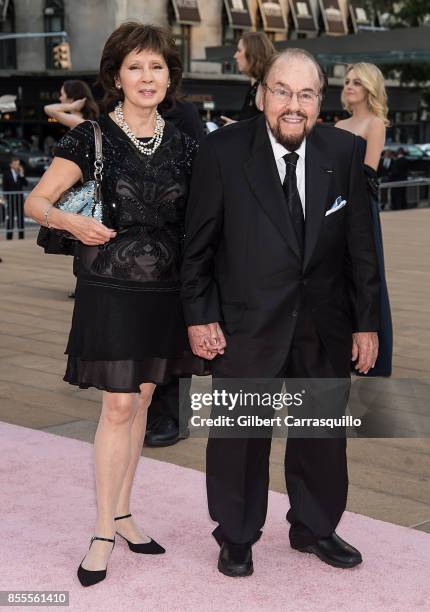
[114,101,164,156]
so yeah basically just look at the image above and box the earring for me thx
[167,80,171,87]
[116,83,121,89]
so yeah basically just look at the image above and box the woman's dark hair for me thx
[62,79,100,120]
[240,31,276,81]
[97,22,183,113]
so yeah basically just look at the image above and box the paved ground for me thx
[0,210,429,533]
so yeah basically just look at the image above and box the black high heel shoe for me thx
[114,513,165,554]
[77,535,115,587]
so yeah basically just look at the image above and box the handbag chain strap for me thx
[89,120,103,204]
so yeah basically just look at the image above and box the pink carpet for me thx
[0,421,429,612]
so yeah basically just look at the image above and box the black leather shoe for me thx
[218,542,253,577]
[290,532,362,568]
[114,513,165,554]
[144,415,189,447]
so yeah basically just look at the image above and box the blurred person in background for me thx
[163,96,204,142]
[45,80,100,298]
[44,79,100,129]
[43,134,57,157]
[221,31,275,125]
[378,148,394,180]
[390,147,408,210]
[30,134,39,151]
[378,149,394,210]
[336,62,392,377]
[2,157,28,240]
[144,97,203,447]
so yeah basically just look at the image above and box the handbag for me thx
[37,120,104,255]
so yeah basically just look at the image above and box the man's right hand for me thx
[188,322,227,360]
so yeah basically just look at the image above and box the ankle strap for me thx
[114,513,132,521]
[91,536,115,543]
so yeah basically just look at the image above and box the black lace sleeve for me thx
[181,131,199,176]
[54,120,96,183]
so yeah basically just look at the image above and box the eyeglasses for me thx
[263,83,320,106]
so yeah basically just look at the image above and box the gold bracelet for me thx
[44,204,53,228]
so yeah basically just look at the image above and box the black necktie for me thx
[282,152,304,256]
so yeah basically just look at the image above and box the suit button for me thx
[292,310,298,317]
[302,279,308,286]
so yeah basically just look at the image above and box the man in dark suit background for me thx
[390,147,408,210]
[181,49,380,577]
[144,100,204,447]
[377,148,394,180]
[2,157,28,240]
[378,149,394,210]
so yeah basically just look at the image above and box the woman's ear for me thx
[255,84,264,112]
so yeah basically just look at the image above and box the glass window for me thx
[255,5,276,40]
[168,1,191,72]
[222,3,243,74]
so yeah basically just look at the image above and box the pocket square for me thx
[325,196,347,216]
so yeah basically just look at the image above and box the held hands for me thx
[188,322,227,360]
[351,332,379,374]
[66,214,116,246]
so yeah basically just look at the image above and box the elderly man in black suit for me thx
[181,48,380,577]
[2,157,28,239]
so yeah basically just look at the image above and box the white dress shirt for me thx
[266,123,306,218]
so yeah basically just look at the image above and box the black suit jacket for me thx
[2,169,28,192]
[163,100,205,143]
[390,156,408,181]
[377,158,393,180]
[181,114,380,377]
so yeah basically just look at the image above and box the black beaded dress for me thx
[55,114,207,392]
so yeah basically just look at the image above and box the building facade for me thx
[0,0,427,144]
[1,0,353,73]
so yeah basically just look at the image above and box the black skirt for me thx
[63,277,208,393]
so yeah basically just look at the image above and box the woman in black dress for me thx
[24,22,207,587]
[221,31,275,125]
[336,62,393,376]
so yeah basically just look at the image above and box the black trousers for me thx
[207,307,350,547]
[6,194,24,239]
[391,187,407,210]
[148,375,192,431]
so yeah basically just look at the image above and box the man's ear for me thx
[255,84,264,111]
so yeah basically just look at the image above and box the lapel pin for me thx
[325,169,334,173]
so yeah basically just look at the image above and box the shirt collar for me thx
[266,121,306,162]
